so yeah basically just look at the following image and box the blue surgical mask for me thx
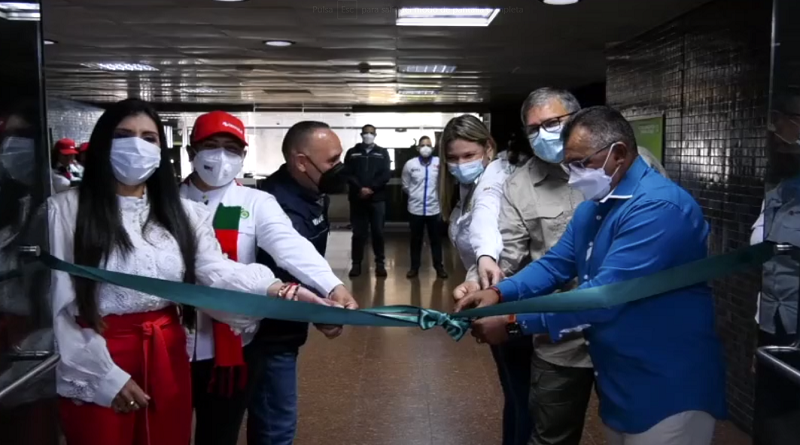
[448,159,485,184]
[530,129,564,163]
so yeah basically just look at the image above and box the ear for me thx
[296,152,308,173]
[612,142,630,165]
[187,146,197,161]
[242,149,248,159]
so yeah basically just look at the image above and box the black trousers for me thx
[192,342,264,445]
[528,352,595,445]
[491,338,534,445]
[408,214,443,271]
[350,200,386,265]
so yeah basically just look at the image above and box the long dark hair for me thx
[73,98,197,331]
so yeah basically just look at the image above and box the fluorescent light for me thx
[540,0,581,4]
[82,62,159,72]
[398,89,439,96]
[177,87,221,94]
[398,65,456,74]
[264,40,294,47]
[44,39,57,45]
[0,2,40,21]
[396,7,499,27]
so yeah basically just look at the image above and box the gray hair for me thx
[520,87,582,123]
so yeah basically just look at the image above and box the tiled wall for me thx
[46,97,103,146]
[606,0,771,432]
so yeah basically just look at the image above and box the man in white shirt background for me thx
[401,135,448,279]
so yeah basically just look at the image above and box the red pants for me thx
[59,307,192,445]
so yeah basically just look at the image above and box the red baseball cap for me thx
[79,142,89,152]
[55,138,78,155]
[191,111,248,146]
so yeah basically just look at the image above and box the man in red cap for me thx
[51,138,81,193]
[179,111,358,445]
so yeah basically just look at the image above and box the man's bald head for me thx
[282,121,343,190]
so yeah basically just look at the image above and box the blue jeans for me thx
[491,337,534,445]
[247,349,299,445]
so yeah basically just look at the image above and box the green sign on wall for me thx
[629,115,665,163]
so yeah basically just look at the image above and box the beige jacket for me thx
[497,158,592,367]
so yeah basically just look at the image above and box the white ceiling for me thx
[41,0,710,107]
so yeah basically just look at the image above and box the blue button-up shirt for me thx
[495,157,727,434]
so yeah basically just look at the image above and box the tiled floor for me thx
[237,231,751,445]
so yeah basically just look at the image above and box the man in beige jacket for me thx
[455,88,667,445]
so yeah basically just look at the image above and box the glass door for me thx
[0,1,60,444]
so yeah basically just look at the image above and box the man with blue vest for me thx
[251,120,358,445]
[456,106,726,445]
[401,136,447,279]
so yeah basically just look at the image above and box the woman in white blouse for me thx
[439,115,521,282]
[438,115,528,445]
[49,99,335,445]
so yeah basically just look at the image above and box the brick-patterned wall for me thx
[46,97,103,145]
[606,0,771,432]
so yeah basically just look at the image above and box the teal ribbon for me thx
[36,242,775,341]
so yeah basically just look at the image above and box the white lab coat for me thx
[401,156,440,216]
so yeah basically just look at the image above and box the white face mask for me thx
[419,145,433,157]
[192,148,244,187]
[362,133,375,145]
[0,136,36,185]
[110,137,162,186]
[567,144,619,201]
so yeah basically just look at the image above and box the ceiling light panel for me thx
[177,87,220,94]
[82,62,159,72]
[264,40,294,47]
[398,64,457,74]
[396,8,500,27]
[398,89,439,96]
[541,0,581,5]
[0,2,40,21]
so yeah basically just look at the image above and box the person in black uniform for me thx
[343,124,391,277]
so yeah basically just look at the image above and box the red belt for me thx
[77,307,179,409]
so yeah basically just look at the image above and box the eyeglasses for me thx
[524,111,577,138]
[562,142,618,170]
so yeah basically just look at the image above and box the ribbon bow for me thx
[362,306,470,341]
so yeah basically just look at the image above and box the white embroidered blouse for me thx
[48,189,279,407]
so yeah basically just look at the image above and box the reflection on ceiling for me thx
[40,0,711,107]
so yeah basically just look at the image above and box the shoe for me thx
[349,264,362,278]
[436,268,449,279]
[406,269,419,279]
[375,264,388,277]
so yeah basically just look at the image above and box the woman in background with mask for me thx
[439,115,519,287]
[49,99,336,445]
[401,136,447,279]
[181,111,354,445]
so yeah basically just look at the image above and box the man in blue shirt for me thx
[456,106,726,445]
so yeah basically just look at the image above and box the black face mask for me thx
[306,158,348,194]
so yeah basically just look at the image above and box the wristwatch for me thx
[505,314,523,339]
